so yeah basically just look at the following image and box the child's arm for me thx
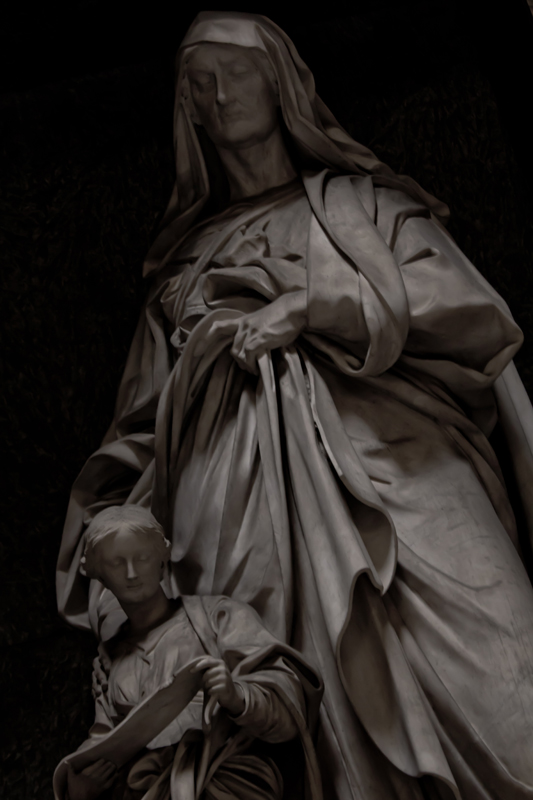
[191,656,245,716]
[191,656,300,742]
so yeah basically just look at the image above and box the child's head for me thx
[81,506,171,605]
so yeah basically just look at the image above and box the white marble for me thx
[56,11,533,799]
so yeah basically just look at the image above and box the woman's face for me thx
[186,44,279,150]
[95,528,164,606]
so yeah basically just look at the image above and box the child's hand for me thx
[191,656,245,716]
[66,759,116,800]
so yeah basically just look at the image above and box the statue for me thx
[56,11,533,799]
[54,506,322,800]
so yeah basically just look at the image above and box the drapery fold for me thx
[56,11,533,797]
[57,172,533,797]
[54,597,323,800]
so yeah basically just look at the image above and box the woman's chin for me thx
[215,123,273,151]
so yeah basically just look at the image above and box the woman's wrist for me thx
[284,289,308,332]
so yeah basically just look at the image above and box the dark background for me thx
[2,1,533,796]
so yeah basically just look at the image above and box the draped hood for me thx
[143,10,449,278]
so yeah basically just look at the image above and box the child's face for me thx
[95,528,164,606]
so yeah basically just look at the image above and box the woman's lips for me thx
[220,110,244,122]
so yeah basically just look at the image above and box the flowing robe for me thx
[57,172,533,799]
[54,596,323,800]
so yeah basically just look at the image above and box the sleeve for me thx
[229,673,302,743]
[304,172,522,392]
[204,597,321,744]
[374,186,523,394]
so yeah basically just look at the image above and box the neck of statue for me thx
[216,126,297,202]
[121,586,173,635]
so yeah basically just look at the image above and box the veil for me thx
[142,10,450,277]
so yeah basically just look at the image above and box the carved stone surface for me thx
[56,11,533,799]
[55,506,321,800]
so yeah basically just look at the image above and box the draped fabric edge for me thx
[53,207,533,798]
[494,361,533,553]
[142,11,450,278]
[55,170,533,632]
[183,596,324,800]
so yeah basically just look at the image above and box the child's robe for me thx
[54,595,323,800]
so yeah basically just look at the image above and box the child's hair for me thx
[80,505,171,579]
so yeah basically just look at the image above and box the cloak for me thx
[56,11,533,799]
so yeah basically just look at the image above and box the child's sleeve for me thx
[228,672,303,743]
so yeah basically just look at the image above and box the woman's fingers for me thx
[211,318,239,339]
[83,761,103,776]
[94,758,114,768]
[232,318,272,375]
[98,761,117,778]
[229,317,272,375]
[84,759,116,778]
[230,336,260,374]
[231,321,246,347]
[246,345,265,374]
[225,293,305,373]
[231,351,258,375]
[230,329,247,363]
[102,771,117,789]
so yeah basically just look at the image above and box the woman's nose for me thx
[216,80,227,105]
[216,75,233,106]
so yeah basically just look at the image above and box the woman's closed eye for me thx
[230,66,252,78]
[191,75,215,92]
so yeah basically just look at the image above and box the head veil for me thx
[143,10,449,277]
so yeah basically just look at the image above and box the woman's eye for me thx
[193,77,214,92]
[231,67,250,78]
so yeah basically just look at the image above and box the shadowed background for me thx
[1,1,533,796]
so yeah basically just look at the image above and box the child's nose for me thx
[126,561,138,580]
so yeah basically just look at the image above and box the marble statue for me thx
[54,506,322,800]
[56,10,533,799]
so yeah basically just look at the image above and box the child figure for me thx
[54,506,322,800]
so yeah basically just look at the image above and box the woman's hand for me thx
[191,656,245,717]
[213,290,307,375]
[66,759,116,800]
